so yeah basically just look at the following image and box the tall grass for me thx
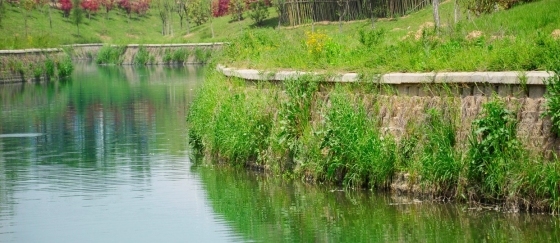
[188,72,274,166]
[275,75,318,171]
[419,108,460,195]
[318,87,395,188]
[96,45,126,65]
[188,72,560,212]
[466,99,523,201]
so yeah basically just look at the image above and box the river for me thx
[0,62,558,242]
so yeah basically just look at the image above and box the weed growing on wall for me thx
[194,48,212,64]
[319,87,395,188]
[419,108,460,194]
[96,45,125,65]
[467,99,522,200]
[275,75,318,172]
[44,59,55,78]
[188,72,274,166]
[543,69,560,137]
[187,71,560,212]
[172,49,190,63]
[56,56,74,77]
[133,45,153,65]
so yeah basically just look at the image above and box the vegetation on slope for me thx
[188,70,560,213]
[218,0,560,72]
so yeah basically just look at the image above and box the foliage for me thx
[304,31,328,57]
[228,0,244,21]
[467,100,522,199]
[275,76,318,171]
[132,0,150,15]
[187,73,273,166]
[59,0,73,17]
[81,0,100,18]
[133,45,153,65]
[172,48,189,62]
[358,27,386,48]
[71,0,84,35]
[100,0,116,18]
[194,47,212,63]
[542,69,560,137]
[56,56,74,77]
[117,0,132,16]
[188,0,211,25]
[212,0,229,17]
[248,0,269,26]
[44,58,55,78]
[96,45,125,64]
[187,70,560,212]
[419,108,460,193]
[319,88,395,188]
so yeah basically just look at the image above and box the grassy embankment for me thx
[0,2,272,49]
[218,0,560,73]
[188,0,560,213]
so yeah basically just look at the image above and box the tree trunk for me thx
[454,0,459,24]
[179,16,183,30]
[49,6,53,30]
[211,18,215,38]
[24,13,28,37]
[433,0,440,32]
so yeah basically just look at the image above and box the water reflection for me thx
[197,165,560,242]
[0,63,241,243]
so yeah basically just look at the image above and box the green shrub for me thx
[229,0,245,22]
[172,49,190,63]
[248,0,270,26]
[133,45,152,65]
[319,87,395,188]
[276,76,318,170]
[419,108,460,193]
[44,59,55,78]
[32,64,43,79]
[56,56,74,77]
[188,73,273,166]
[358,28,386,48]
[163,49,173,63]
[96,45,125,64]
[467,100,522,199]
[194,48,212,63]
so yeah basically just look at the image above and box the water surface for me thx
[0,63,240,242]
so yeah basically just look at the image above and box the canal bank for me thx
[0,43,224,83]
[0,48,71,83]
[188,65,560,213]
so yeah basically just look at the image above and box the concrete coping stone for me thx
[217,65,554,85]
[65,43,227,48]
[0,48,62,54]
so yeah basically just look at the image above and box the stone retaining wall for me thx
[217,65,560,156]
[0,49,67,84]
[68,43,226,64]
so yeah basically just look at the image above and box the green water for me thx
[0,62,559,242]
